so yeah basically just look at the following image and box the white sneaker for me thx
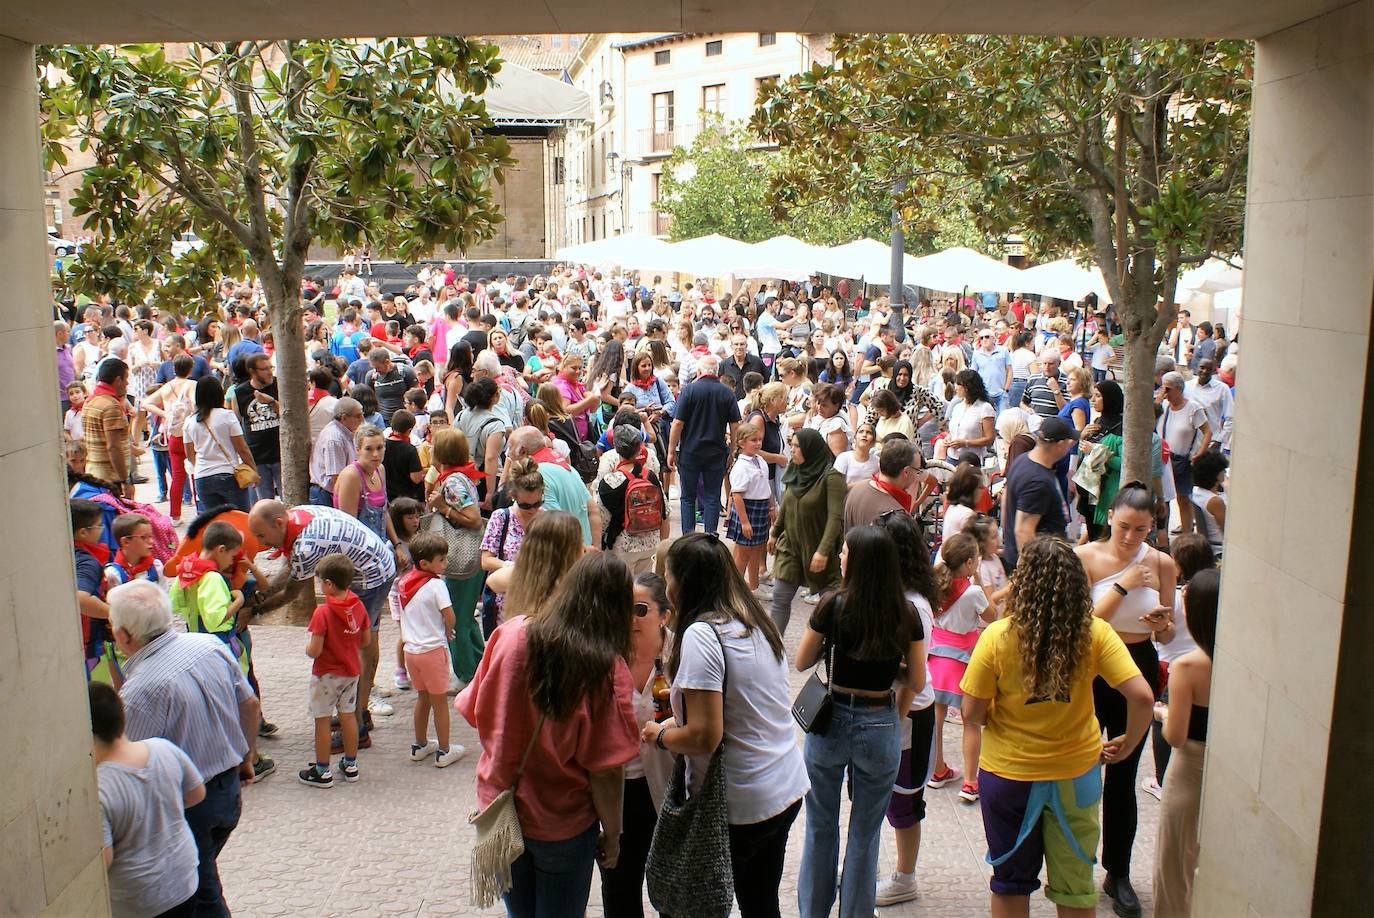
[410,740,439,762]
[802,589,820,605]
[875,871,919,906]
[1141,777,1163,801]
[447,674,468,696]
[436,744,467,768]
[368,696,395,717]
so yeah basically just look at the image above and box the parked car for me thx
[47,228,78,257]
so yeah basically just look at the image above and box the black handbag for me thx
[646,623,735,918]
[791,635,835,734]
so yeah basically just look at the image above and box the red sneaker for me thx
[958,781,980,803]
[927,765,962,789]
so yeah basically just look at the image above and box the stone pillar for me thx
[0,35,110,917]
[1194,2,1374,914]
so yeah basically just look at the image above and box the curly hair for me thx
[1007,536,1094,702]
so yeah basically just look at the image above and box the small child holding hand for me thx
[301,553,370,788]
[397,533,466,768]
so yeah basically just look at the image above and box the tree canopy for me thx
[39,38,517,503]
[755,34,1250,483]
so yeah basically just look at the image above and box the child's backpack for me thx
[618,461,665,535]
[76,485,180,563]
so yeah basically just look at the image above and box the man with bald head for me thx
[668,352,740,533]
[226,318,265,371]
[506,426,600,545]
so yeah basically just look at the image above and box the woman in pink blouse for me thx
[457,552,640,917]
[551,354,606,442]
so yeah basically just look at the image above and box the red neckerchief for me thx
[271,508,314,559]
[324,590,365,629]
[307,387,330,408]
[75,540,111,565]
[691,346,712,358]
[177,555,220,587]
[91,382,130,416]
[114,549,154,577]
[436,462,485,485]
[869,475,914,513]
[974,486,994,514]
[397,568,438,608]
[531,446,571,470]
[938,576,972,616]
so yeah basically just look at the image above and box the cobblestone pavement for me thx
[218,614,1161,918]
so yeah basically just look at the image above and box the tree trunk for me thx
[263,279,311,507]
[1120,319,1158,488]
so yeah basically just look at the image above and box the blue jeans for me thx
[308,484,334,507]
[1007,379,1027,413]
[184,767,241,918]
[505,823,598,918]
[799,698,901,918]
[195,473,250,512]
[253,462,281,502]
[677,458,726,534]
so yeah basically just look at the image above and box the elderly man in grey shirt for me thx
[111,580,261,918]
[309,395,363,506]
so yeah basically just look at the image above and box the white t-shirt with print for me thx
[671,619,810,825]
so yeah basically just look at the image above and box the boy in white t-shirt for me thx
[64,381,87,441]
[397,533,465,768]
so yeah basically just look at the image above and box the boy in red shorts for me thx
[397,533,465,768]
[301,553,370,788]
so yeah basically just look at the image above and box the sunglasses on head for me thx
[516,498,544,511]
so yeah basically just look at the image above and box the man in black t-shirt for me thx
[1001,416,1078,569]
[366,349,418,418]
[233,352,282,500]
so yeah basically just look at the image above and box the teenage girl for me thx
[926,532,996,803]
[387,497,424,691]
[725,422,772,589]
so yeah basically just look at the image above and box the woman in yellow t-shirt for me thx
[960,536,1152,918]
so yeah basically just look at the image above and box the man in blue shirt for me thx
[225,318,265,371]
[970,329,1013,412]
[154,334,210,384]
[667,354,741,534]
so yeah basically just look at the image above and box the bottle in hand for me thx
[652,656,672,723]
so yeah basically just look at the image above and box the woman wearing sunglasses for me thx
[478,458,548,628]
[598,572,674,917]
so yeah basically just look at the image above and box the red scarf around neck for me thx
[436,462,485,486]
[272,509,314,559]
[531,446,571,470]
[91,382,129,416]
[177,555,220,587]
[397,567,438,608]
[307,387,330,408]
[870,475,914,513]
[75,540,111,565]
[324,590,364,628]
[938,576,972,617]
[114,548,154,578]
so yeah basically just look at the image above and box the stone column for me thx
[1194,1,1374,914]
[0,35,110,917]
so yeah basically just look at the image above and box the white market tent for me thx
[732,235,830,280]
[1017,258,1113,301]
[905,247,1026,295]
[554,233,674,268]
[1178,258,1244,294]
[649,233,758,276]
[813,238,927,286]
[480,62,593,125]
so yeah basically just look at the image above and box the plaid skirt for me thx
[726,497,771,546]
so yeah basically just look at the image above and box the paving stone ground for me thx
[218,613,1161,918]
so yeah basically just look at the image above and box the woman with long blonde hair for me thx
[961,536,1153,918]
[486,509,584,619]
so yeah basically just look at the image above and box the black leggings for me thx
[729,799,803,918]
[599,776,658,918]
[1092,638,1159,877]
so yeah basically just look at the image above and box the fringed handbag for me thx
[468,714,545,907]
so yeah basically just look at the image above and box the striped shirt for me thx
[121,630,253,779]
[287,505,397,589]
[1020,372,1068,419]
[99,738,201,918]
[309,418,356,491]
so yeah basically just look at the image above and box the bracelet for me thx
[655,727,670,750]
[1112,583,1129,597]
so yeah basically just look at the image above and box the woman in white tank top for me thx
[1073,482,1177,916]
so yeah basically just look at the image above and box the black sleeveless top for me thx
[1188,704,1209,743]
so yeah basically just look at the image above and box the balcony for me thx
[637,122,701,157]
[637,210,673,237]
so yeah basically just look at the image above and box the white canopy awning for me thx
[905,247,1025,295]
[1017,258,1113,302]
[481,62,592,125]
[554,233,673,268]
[732,235,831,281]
[651,234,758,276]
[812,238,924,286]
[1178,258,1243,295]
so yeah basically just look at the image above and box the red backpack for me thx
[618,461,665,535]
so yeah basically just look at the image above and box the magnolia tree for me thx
[755,35,1250,483]
[40,39,515,503]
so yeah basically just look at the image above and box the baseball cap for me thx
[1036,417,1081,443]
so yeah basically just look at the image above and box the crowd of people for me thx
[61,263,1234,917]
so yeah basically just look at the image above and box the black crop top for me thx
[1188,704,1209,743]
[808,593,924,691]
